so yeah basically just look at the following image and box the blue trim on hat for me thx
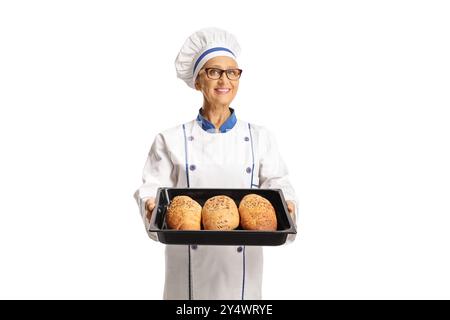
[196,107,237,133]
[193,47,236,75]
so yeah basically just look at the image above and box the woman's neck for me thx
[200,103,231,129]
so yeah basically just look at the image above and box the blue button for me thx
[188,136,194,141]
[190,164,196,171]
[237,246,243,253]
[191,245,198,250]
[246,167,252,174]
[244,136,249,141]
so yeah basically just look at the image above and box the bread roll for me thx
[239,194,277,231]
[202,195,240,230]
[166,195,202,230]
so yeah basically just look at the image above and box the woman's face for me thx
[195,56,240,107]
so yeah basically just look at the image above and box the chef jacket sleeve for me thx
[258,127,299,244]
[134,133,176,241]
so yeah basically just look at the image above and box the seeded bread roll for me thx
[166,195,202,230]
[202,195,240,230]
[239,194,277,231]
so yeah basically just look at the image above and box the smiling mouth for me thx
[214,88,231,94]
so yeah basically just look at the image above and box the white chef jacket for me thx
[134,108,298,300]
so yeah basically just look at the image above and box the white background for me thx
[1,0,449,299]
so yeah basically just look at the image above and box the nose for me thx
[217,71,230,84]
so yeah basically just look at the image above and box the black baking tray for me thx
[148,187,296,246]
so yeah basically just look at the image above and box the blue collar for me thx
[196,107,237,133]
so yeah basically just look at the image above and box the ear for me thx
[194,79,201,91]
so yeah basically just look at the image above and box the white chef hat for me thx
[175,27,241,89]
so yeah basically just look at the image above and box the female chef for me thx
[134,27,298,300]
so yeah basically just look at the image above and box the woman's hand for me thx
[145,197,156,221]
[286,200,295,219]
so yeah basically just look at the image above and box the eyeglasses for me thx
[203,68,243,80]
